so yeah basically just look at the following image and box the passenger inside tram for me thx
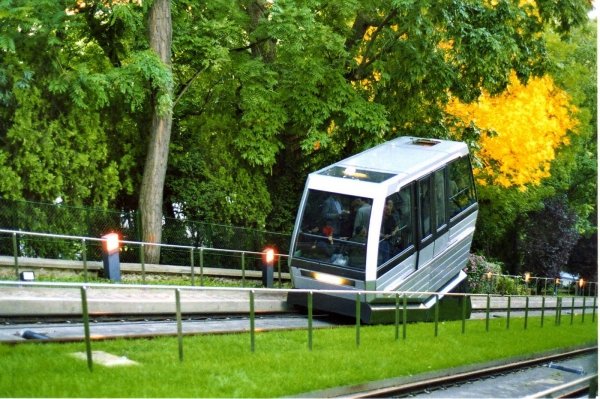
[294,190,372,268]
[379,199,400,263]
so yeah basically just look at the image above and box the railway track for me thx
[313,347,597,398]
[0,312,342,343]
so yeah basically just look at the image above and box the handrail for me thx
[1,228,596,296]
[525,374,598,399]
[467,271,598,297]
[0,228,289,286]
[0,228,288,257]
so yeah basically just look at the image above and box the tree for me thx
[0,0,592,265]
[567,230,598,281]
[544,20,597,235]
[166,0,592,235]
[443,18,596,272]
[521,195,579,278]
[446,72,579,189]
[139,0,173,263]
[444,72,580,271]
[0,1,127,206]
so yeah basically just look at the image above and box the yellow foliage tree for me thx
[446,72,578,189]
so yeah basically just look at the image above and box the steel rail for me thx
[524,374,597,398]
[340,347,597,398]
[0,312,334,344]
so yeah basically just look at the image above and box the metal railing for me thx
[468,272,598,297]
[0,229,289,287]
[0,198,291,256]
[2,229,597,298]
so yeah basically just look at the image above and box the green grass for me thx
[0,316,596,397]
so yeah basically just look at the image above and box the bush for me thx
[465,253,532,295]
[464,253,502,294]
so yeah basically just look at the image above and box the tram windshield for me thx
[292,189,373,268]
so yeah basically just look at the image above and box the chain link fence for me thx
[0,199,291,271]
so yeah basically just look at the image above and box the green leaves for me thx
[0,0,593,252]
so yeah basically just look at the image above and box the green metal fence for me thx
[0,229,289,286]
[466,271,599,298]
[0,280,597,369]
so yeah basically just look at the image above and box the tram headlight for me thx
[312,272,350,286]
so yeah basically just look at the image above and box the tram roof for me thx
[313,137,468,185]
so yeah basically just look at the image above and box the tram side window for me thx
[448,156,477,217]
[377,186,413,265]
[433,169,446,230]
[419,178,432,238]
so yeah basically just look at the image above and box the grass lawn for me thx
[0,315,597,397]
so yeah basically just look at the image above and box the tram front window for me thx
[293,190,372,269]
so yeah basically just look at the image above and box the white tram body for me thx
[287,137,478,323]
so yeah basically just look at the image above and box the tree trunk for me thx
[139,0,172,264]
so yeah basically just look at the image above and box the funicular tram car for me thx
[287,137,478,323]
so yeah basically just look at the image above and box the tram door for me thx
[417,168,449,268]
[417,177,434,267]
[432,169,449,256]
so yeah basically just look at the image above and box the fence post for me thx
[80,286,93,372]
[277,257,282,288]
[524,296,529,330]
[461,294,467,334]
[190,248,195,286]
[402,294,407,340]
[249,290,255,352]
[355,293,361,347]
[592,296,596,322]
[175,289,183,362]
[140,243,146,284]
[541,296,546,327]
[395,293,400,341]
[506,296,511,330]
[581,296,586,323]
[12,232,19,279]
[434,294,439,337]
[559,296,563,325]
[486,294,491,332]
[200,247,205,286]
[241,252,246,288]
[82,238,88,283]
[307,291,313,351]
